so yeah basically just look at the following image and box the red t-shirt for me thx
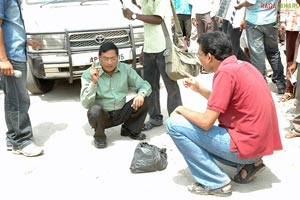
[207,56,283,159]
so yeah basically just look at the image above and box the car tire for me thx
[26,63,55,94]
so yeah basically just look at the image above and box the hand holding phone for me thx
[90,61,100,84]
[14,70,22,78]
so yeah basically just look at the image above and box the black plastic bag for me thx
[130,142,168,173]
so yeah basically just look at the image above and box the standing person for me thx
[0,0,43,156]
[278,0,300,102]
[189,0,216,39]
[166,31,282,197]
[235,0,286,94]
[173,0,192,48]
[122,0,183,131]
[188,0,218,54]
[80,42,152,149]
[285,8,300,138]
[218,0,250,62]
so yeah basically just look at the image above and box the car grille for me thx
[69,29,130,49]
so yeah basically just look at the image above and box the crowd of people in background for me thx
[125,0,297,197]
[1,0,300,198]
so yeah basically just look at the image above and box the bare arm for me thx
[239,8,247,30]
[235,1,254,10]
[181,70,211,99]
[0,19,14,76]
[122,8,162,24]
[173,106,220,130]
[287,33,300,78]
[172,71,218,130]
[27,39,43,50]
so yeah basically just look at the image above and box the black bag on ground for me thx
[130,142,168,173]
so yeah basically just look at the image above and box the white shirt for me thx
[189,0,213,17]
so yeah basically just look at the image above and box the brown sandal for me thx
[279,93,294,102]
[285,131,300,139]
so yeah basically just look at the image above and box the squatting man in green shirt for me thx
[80,42,152,149]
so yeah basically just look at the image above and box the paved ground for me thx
[1,62,300,199]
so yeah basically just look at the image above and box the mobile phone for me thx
[14,70,22,78]
[94,61,101,69]
[0,70,22,78]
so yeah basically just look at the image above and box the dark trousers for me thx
[87,98,148,140]
[195,12,215,38]
[177,14,192,46]
[143,51,182,119]
[222,20,250,63]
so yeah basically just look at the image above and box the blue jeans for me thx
[0,60,33,150]
[143,51,182,121]
[166,114,261,190]
[246,22,286,89]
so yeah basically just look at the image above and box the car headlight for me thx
[133,27,144,44]
[27,33,66,50]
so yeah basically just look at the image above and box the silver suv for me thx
[22,0,144,94]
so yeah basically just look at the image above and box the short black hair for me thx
[98,42,119,56]
[197,31,233,61]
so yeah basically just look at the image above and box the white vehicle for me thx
[22,0,144,94]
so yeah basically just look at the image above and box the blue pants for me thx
[0,60,33,150]
[166,114,261,190]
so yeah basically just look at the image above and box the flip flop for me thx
[279,92,294,102]
[285,132,300,139]
[188,182,232,197]
[232,161,266,184]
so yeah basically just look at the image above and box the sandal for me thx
[285,131,300,139]
[188,182,232,197]
[279,92,294,102]
[232,161,266,184]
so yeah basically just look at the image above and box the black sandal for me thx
[232,161,266,184]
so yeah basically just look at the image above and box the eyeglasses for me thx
[100,56,118,62]
[195,52,206,60]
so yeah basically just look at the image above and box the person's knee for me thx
[165,117,173,133]
[166,116,181,136]
[88,104,102,119]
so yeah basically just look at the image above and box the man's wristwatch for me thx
[131,13,137,20]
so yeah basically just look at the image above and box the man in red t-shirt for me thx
[166,31,282,197]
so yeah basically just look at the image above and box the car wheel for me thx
[26,63,55,94]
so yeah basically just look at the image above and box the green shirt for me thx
[80,62,152,111]
[141,0,169,53]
